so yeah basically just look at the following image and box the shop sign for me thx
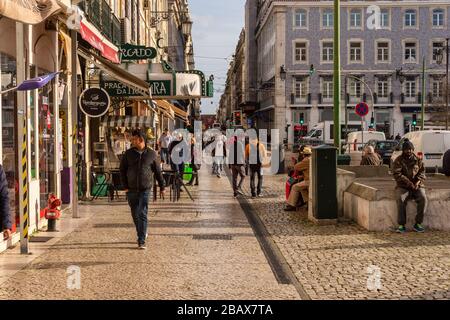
[59,110,67,161]
[101,80,171,97]
[120,43,157,61]
[79,88,110,118]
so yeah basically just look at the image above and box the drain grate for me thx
[193,234,233,240]
[29,236,53,243]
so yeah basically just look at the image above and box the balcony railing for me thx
[78,0,121,46]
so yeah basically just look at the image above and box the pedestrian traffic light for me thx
[412,114,417,127]
[370,117,375,128]
[300,113,304,125]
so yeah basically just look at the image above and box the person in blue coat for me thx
[0,165,11,241]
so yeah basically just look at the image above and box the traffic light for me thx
[233,111,242,126]
[412,114,417,127]
[370,117,375,128]
[300,113,304,125]
[309,64,315,76]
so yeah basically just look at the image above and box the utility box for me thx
[309,145,338,224]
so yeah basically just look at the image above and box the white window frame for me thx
[403,39,419,64]
[321,9,333,29]
[380,8,391,30]
[431,76,444,98]
[293,8,308,30]
[348,39,364,65]
[320,39,334,64]
[431,8,446,29]
[376,77,390,100]
[403,8,419,29]
[348,8,363,30]
[293,76,309,103]
[293,40,309,65]
[321,77,334,101]
[375,39,391,64]
[348,77,364,101]
[430,39,446,64]
[404,77,418,101]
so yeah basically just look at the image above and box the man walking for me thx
[0,165,11,241]
[212,131,227,178]
[158,128,172,164]
[120,130,165,249]
[245,135,267,198]
[228,134,246,197]
[393,139,427,233]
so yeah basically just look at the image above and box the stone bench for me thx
[343,176,450,231]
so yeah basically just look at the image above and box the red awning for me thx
[79,18,120,64]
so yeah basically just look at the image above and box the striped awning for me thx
[101,115,156,128]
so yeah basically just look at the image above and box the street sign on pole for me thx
[355,102,369,117]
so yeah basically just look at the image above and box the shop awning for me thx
[78,47,151,97]
[154,100,188,122]
[101,116,155,128]
[79,17,120,64]
[0,0,62,24]
[153,100,175,119]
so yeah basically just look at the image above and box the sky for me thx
[189,0,245,115]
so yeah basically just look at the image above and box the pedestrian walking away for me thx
[158,128,172,164]
[120,130,166,249]
[392,139,427,233]
[228,134,246,197]
[0,164,11,241]
[212,131,227,178]
[187,135,200,186]
[245,135,267,198]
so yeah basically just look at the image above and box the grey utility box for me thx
[309,145,338,223]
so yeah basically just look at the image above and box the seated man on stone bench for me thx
[393,139,427,233]
[284,147,312,211]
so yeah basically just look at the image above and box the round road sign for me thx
[355,102,369,117]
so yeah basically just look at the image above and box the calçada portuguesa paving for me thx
[0,167,449,300]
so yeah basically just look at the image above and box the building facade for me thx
[243,0,450,148]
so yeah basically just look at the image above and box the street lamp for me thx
[436,38,449,130]
[182,19,193,37]
[280,65,287,81]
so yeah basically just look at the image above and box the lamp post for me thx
[437,38,449,130]
[333,0,341,152]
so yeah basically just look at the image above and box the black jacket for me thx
[0,165,11,230]
[120,147,165,192]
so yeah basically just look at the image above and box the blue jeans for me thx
[127,191,150,244]
[160,148,169,164]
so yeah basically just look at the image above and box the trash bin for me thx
[311,145,338,220]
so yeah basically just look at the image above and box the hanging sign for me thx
[79,88,110,118]
[120,43,157,61]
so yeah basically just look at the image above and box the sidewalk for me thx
[240,174,450,300]
[0,168,300,300]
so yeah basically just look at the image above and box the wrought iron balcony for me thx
[78,0,121,46]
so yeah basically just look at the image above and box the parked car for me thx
[365,140,398,165]
[390,130,450,172]
[344,131,386,153]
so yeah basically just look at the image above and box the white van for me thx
[344,131,386,153]
[390,130,450,172]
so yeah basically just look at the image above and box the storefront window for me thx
[0,52,19,232]
[38,68,55,209]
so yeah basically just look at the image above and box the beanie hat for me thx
[402,138,414,151]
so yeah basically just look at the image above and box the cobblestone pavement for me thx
[240,173,450,300]
[0,168,300,300]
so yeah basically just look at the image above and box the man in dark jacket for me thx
[0,165,11,241]
[228,134,246,197]
[120,130,165,249]
[393,139,427,233]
